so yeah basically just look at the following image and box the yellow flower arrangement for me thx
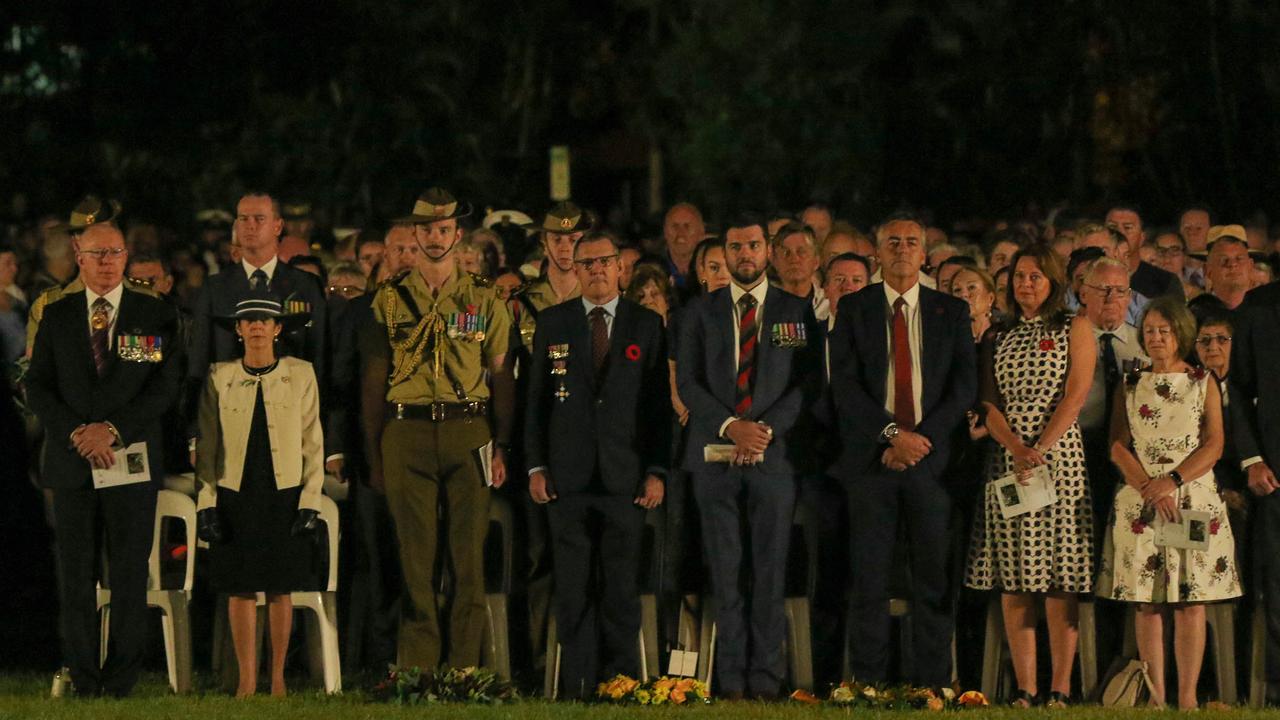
[595,675,710,705]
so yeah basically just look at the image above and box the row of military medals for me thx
[549,343,570,402]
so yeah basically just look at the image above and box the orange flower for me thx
[926,696,945,711]
[790,689,820,705]
[958,690,989,707]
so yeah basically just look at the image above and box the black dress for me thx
[210,363,313,593]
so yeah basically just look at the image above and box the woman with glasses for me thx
[1095,297,1238,709]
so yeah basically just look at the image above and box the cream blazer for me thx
[196,356,323,512]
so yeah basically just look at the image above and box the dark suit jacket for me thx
[676,285,823,475]
[326,292,374,468]
[184,261,326,436]
[827,282,977,480]
[25,288,181,489]
[524,298,670,496]
[1230,282,1280,468]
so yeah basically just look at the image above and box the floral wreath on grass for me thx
[373,665,518,705]
[596,675,711,705]
[791,682,988,710]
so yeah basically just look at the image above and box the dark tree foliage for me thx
[3,0,1280,231]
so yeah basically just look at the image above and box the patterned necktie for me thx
[589,306,609,380]
[250,268,268,290]
[892,297,915,429]
[1100,332,1120,404]
[91,297,111,377]
[735,293,758,416]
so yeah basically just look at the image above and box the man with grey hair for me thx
[1077,257,1147,541]
[662,202,705,296]
[773,222,827,319]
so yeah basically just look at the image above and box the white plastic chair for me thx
[254,494,342,694]
[96,489,197,693]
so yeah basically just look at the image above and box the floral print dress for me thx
[1095,370,1241,603]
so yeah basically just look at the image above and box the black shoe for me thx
[1009,689,1037,708]
[1044,691,1069,708]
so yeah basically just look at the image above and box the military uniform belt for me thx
[388,401,488,422]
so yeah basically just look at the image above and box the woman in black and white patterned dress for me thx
[965,244,1097,707]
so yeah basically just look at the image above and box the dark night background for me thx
[5,0,1280,233]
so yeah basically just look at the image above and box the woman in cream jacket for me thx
[195,296,323,697]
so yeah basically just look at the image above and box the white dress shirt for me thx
[719,280,771,436]
[883,281,924,427]
[582,295,620,338]
[242,255,280,285]
[1080,322,1146,431]
[728,279,770,368]
[85,282,125,349]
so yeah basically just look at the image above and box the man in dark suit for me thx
[185,192,326,446]
[677,216,822,699]
[1231,279,1280,694]
[828,212,976,687]
[25,223,180,697]
[524,231,669,698]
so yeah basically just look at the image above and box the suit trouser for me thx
[547,493,645,698]
[52,481,157,696]
[513,477,553,671]
[1082,426,1124,676]
[383,416,491,669]
[798,473,848,688]
[845,463,953,687]
[347,478,402,670]
[1253,491,1280,681]
[693,467,795,696]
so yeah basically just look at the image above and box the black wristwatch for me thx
[1169,470,1184,488]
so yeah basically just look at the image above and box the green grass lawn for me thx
[0,674,1275,720]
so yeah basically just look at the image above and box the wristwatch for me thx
[1169,469,1184,488]
[881,423,900,443]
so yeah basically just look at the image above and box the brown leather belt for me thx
[387,401,488,422]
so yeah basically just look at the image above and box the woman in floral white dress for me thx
[1096,296,1239,710]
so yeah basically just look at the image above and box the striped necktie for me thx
[91,297,111,376]
[735,293,757,416]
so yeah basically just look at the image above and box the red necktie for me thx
[892,297,915,429]
[735,294,757,415]
[91,297,111,377]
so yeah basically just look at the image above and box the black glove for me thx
[196,508,223,544]
[291,508,320,537]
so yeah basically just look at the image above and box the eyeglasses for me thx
[78,248,127,262]
[573,254,618,270]
[1084,283,1130,299]
[1154,246,1184,257]
[1195,335,1232,346]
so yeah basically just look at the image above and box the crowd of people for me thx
[6,188,1280,709]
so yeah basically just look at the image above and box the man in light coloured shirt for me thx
[828,212,976,688]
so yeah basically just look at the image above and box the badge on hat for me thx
[395,187,473,225]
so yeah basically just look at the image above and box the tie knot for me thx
[590,306,607,319]
[893,296,907,312]
[738,293,757,310]
[93,297,111,312]
[1100,332,1115,341]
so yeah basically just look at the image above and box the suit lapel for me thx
[751,286,780,412]
[711,290,737,408]
[601,300,635,392]
[68,295,97,382]
[918,287,939,405]
[865,287,889,405]
[568,303,593,396]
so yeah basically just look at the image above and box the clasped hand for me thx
[1009,443,1046,485]
[725,419,771,466]
[72,423,117,469]
[1137,473,1181,523]
[881,431,932,472]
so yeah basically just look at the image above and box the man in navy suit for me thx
[26,223,181,696]
[677,215,822,699]
[828,212,976,687]
[184,192,326,448]
[1232,280,1280,691]
[524,231,669,698]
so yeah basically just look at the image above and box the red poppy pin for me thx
[1189,366,1206,380]
[1039,338,1055,352]
[626,344,642,361]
